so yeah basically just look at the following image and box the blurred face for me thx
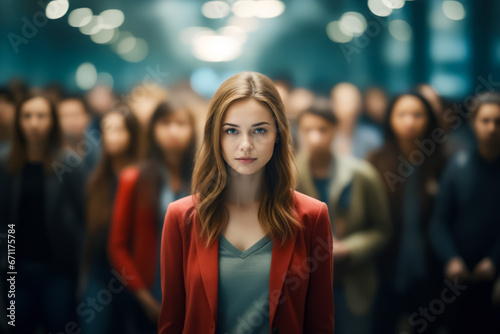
[0,98,15,127]
[58,99,89,138]
[19,97,53,144]
[390,96,429,141]
[220,99,278,175]
[298,113,336,155]
[473,103,500,147]
[101,112,130,156]
[331,84,362,122]
[154,109,193,154]
[365,89,388,123]
[87,85,114,116]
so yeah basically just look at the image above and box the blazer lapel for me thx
[268,233,295,326]
[192,205,295,329]
[193,211,219,327]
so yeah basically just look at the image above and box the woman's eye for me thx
[255,128,267,134]
[225,128,237,135]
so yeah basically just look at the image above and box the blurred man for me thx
[295,97,392,334]
[330,83,383,159]
[58,96,100,175]
[429,92,500,333]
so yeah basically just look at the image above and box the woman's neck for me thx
[397,139,418,160]
[223,167,264,208]
[478,142,500,162]
[26,141,46,162]
[110,154,130,176]
[162,150,183,179]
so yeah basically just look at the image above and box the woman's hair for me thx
[136,99,197,215]
[7,91,62,174]
[190,71,302,248]
[85,100,140,235]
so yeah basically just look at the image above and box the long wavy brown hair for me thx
[190,71,302,248]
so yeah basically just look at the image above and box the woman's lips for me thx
[236,158,257,164]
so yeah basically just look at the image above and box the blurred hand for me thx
[445,256,471,283]
[332,238,350,260]
[472,257,496,281]
[136,289,161,324]
[492,276,500,304]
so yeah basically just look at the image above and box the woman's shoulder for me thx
[292,190,327,221]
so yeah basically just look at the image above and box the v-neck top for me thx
[216,234,273,334]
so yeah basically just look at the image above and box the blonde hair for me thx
[190,71,302,248]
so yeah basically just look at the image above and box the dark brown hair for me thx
[7,91,62,174]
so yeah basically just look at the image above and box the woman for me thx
[0,91,85,334]
[108,99,197,333]
[78,102,140,333]
[158,71,335,334]
[367,92,446,334]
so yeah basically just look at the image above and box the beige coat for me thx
[296,150,392,315]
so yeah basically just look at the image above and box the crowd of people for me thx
[0,75,499,334]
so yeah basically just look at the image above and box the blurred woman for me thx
[0,92,85,334]
[108,99,197,333]
[78,102,140,334]
[367,92,446,334]
[158,71,335,334]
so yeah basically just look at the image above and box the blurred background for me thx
[1,0,500,334]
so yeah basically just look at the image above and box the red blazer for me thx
[159,190,335,334]
[108,166,159,291]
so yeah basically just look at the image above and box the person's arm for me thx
[303,202,335,333]
[107,167,147,291]
[341,164,392,267]
[158,202,186,334]
[428,161,462,266]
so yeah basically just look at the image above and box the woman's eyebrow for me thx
[222,122,271,127]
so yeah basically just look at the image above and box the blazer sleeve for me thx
[303,202,335,333]
[158,202,186,334]
[107,167,147,291]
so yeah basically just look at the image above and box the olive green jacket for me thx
[296,150,392,315]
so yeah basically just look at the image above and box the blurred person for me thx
[108,99,196,333]
[367,92,447,334]
[158,72,334,334]
[331,83,383,159]
[416,83,476,157]
[128,82,169,160]
[86,84,116,134]
[78,102,140,334]
[295,97,391,334]
[428,92,500,333]
[286,87,315,152]
[7,78,28,104]
[361,86,388,129]
[0,92,85,334]
[58,95,100,175]
[273,79,292,110]
[0,88,16,158]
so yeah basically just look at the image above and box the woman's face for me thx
[154,109,194,154]
[101,112,131,156]
[390,95,429,141]
[220,98,278,175]
[473,103,500,147]
[19,97,53,144]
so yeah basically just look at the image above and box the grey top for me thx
[216,233,273,334]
